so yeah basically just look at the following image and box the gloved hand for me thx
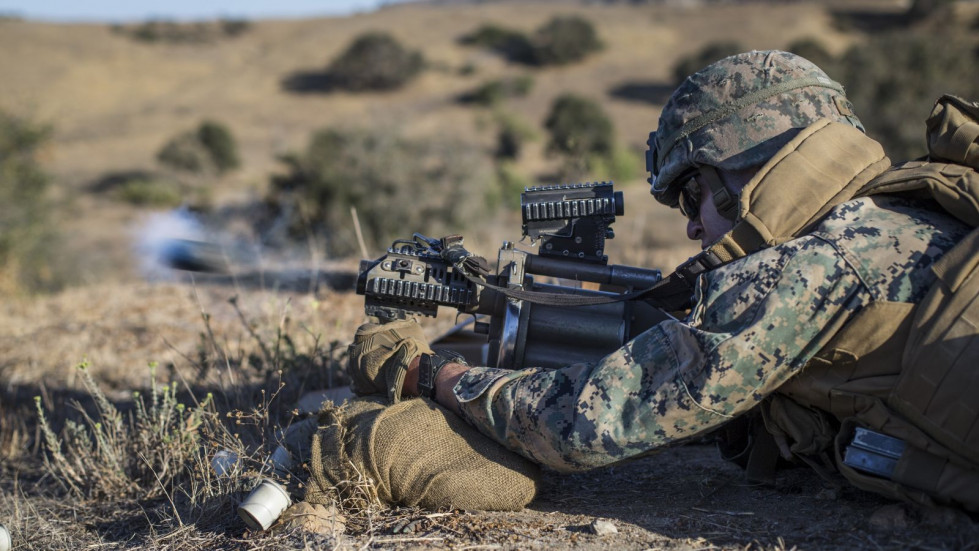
[347,319,433,403]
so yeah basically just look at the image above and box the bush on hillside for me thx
[544,94,615,180]
[197,121,240,173]
[0,111,62,294]
[459,23,534,62]
[459,16,602,67]
[460,23,523,49]
[157,120,240,176]
[115,177,184,207]
[112,18,252,44]
[268,127,496,255]
[545,94,613,159]
[462,75,535,106]
[326,32,425,92]
[527,15,603,66]
[837,29,979,160]
[671,41,744,85]
[493,111,537,160]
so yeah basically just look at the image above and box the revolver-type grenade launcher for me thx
[356,182,669,370]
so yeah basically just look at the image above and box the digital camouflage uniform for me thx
[453,195,968,472]
[448,51,973,474]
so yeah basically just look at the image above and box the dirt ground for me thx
[1,282,977,550]
[363,444,979,551]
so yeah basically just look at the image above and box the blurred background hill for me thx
[1,0,977,295]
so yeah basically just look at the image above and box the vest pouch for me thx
[926,95,979,170]
[835,419,979,513]
[893,227,979,466]
[862,161,979,227]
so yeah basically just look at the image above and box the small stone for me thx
[868,504,910,531]
[588,519,618,536]
[273,502,346,537]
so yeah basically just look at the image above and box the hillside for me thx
[0,0,894,285]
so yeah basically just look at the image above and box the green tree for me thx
[459,23,531,61]
[326,32,424,91]
[528,16,603,66]
[838,29,979,160]
[544,94,615,180]
[269,127,495,255]
[0,111,61,293]
[157,120,239,175]
[545,94,613,158]
[459,17,602,67]
[197,120,240,173]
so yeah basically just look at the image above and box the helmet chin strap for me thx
[699,165,739,221]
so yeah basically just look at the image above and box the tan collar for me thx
[704,119,891,263]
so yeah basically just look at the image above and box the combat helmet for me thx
[647,50,864,213]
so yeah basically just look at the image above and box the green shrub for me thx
[466,75,535,106]
[837,29,979,160]
[326,32,424,91]
[35,363,220,499]
[219,18,251,37]
[459,23,533,61]
[494,110,536,160]
[0,111,61,294]
[157,132,209,173]
[544,94,615,181]
[114,19,251,43]
[545,94,613,159]
[459,17,602,67]
[460,23,525,49]
[116,177,183,207]
[528,15,603,66]
[672,41,744,85]
[269,127,496,255]
[197,120,240,173]
[157,120,240,175]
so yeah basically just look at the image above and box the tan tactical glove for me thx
[347,319,433,403]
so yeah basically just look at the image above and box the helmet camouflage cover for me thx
[647,50,864,208]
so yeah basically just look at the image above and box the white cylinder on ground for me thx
[238,479,291,531]
[0,523,11,551]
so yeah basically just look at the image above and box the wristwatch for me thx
[417,350,466,400]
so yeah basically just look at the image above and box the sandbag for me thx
[305,396,540,511]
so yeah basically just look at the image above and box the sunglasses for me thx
[677,174,702,221]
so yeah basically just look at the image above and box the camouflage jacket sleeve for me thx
[451,234,869,472]
[450,197,968,472]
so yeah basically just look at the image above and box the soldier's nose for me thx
[686,219,702,242]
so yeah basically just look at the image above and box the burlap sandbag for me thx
[306,396,540,511]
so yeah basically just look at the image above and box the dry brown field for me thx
[1,0,978,549]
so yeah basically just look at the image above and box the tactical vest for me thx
[705,95,979,512]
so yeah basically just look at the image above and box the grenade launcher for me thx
[356,182,674,370]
